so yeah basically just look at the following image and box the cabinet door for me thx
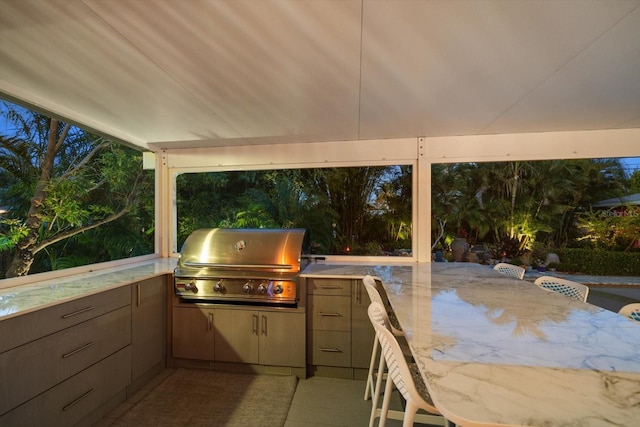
[259,311,305,367]
[172,306,215,360]
[351,280,375,368]
[132,276,166,381]
[214,308,259,364]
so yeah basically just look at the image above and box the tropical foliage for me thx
[431,159,637,260]
[1,100,637,277]
[0,103,154,278]
[176,166,412,256]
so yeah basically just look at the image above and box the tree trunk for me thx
[6,120,64,277]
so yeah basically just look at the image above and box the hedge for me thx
[555,248,640,276]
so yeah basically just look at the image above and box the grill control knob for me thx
[273,283,284,294]
[184,281,198,293]
[213,280,225,293]
[242,282,253,293]
[257,282,268,293]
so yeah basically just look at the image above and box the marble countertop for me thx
[304,261,640,427]
[5,259,638,424]
[0,258,177,320]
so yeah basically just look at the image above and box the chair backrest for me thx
[534,276,589,302]
[618,303,640,323]
[367,302,439,414]
[493,262,525,279]
[363,275,385,305]
[363,275,403,335]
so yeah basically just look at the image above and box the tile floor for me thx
[98,371,438,427]
[285,375,414,427]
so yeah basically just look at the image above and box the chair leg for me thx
[364,336,379,400]
[369,350,386,427]
[402,401,418,427]
[378,367,395,427]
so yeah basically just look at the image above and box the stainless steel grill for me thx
[174,228,309,306]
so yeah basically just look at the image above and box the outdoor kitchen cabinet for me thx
[0,347,131,427]
[0,286,132,426]
[214,307,305,368]
[351,279,375,369]
[131,276,167,387]
[172,305,216,361]
[306,277,374,375]
[306,278,352,369]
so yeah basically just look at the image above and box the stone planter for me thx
[451,238,469,262]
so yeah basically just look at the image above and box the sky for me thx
[620,157,640,176]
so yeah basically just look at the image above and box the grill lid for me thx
[174,228,309,278]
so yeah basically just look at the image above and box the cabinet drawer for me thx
[306,278,351,296]
[307,295,351,331]
[0,346,131,427]
[307,330,351,367]
[0,305,131,415]
[0,285,130,354]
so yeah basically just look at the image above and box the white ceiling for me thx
[1,0,639,151]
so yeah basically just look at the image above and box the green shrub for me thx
[555,248,640,276]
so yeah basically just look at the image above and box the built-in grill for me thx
[174,228,309,306]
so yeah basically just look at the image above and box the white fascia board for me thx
[424,128,640,164]
[165,138,417,170]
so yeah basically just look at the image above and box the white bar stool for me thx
[368,301,453,427]
[493,262,525,279]
[618,303,640,323]
[534,276,589,302]
[362,275,406,402]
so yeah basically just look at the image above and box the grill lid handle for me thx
[182,262,294,269]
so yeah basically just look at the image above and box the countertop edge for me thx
[0,258,176,321]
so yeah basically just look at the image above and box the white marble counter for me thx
[303,261,640,427]
[0,258,176,320]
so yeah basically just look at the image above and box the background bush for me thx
[556,248,640,276]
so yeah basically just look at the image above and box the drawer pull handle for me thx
[62,342,94,358]
[62,388,95,411]
[62,306,95,318]
[319,347,342,353]
[319,312,341,317]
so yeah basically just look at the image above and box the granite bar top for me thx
[0,258,177,320]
